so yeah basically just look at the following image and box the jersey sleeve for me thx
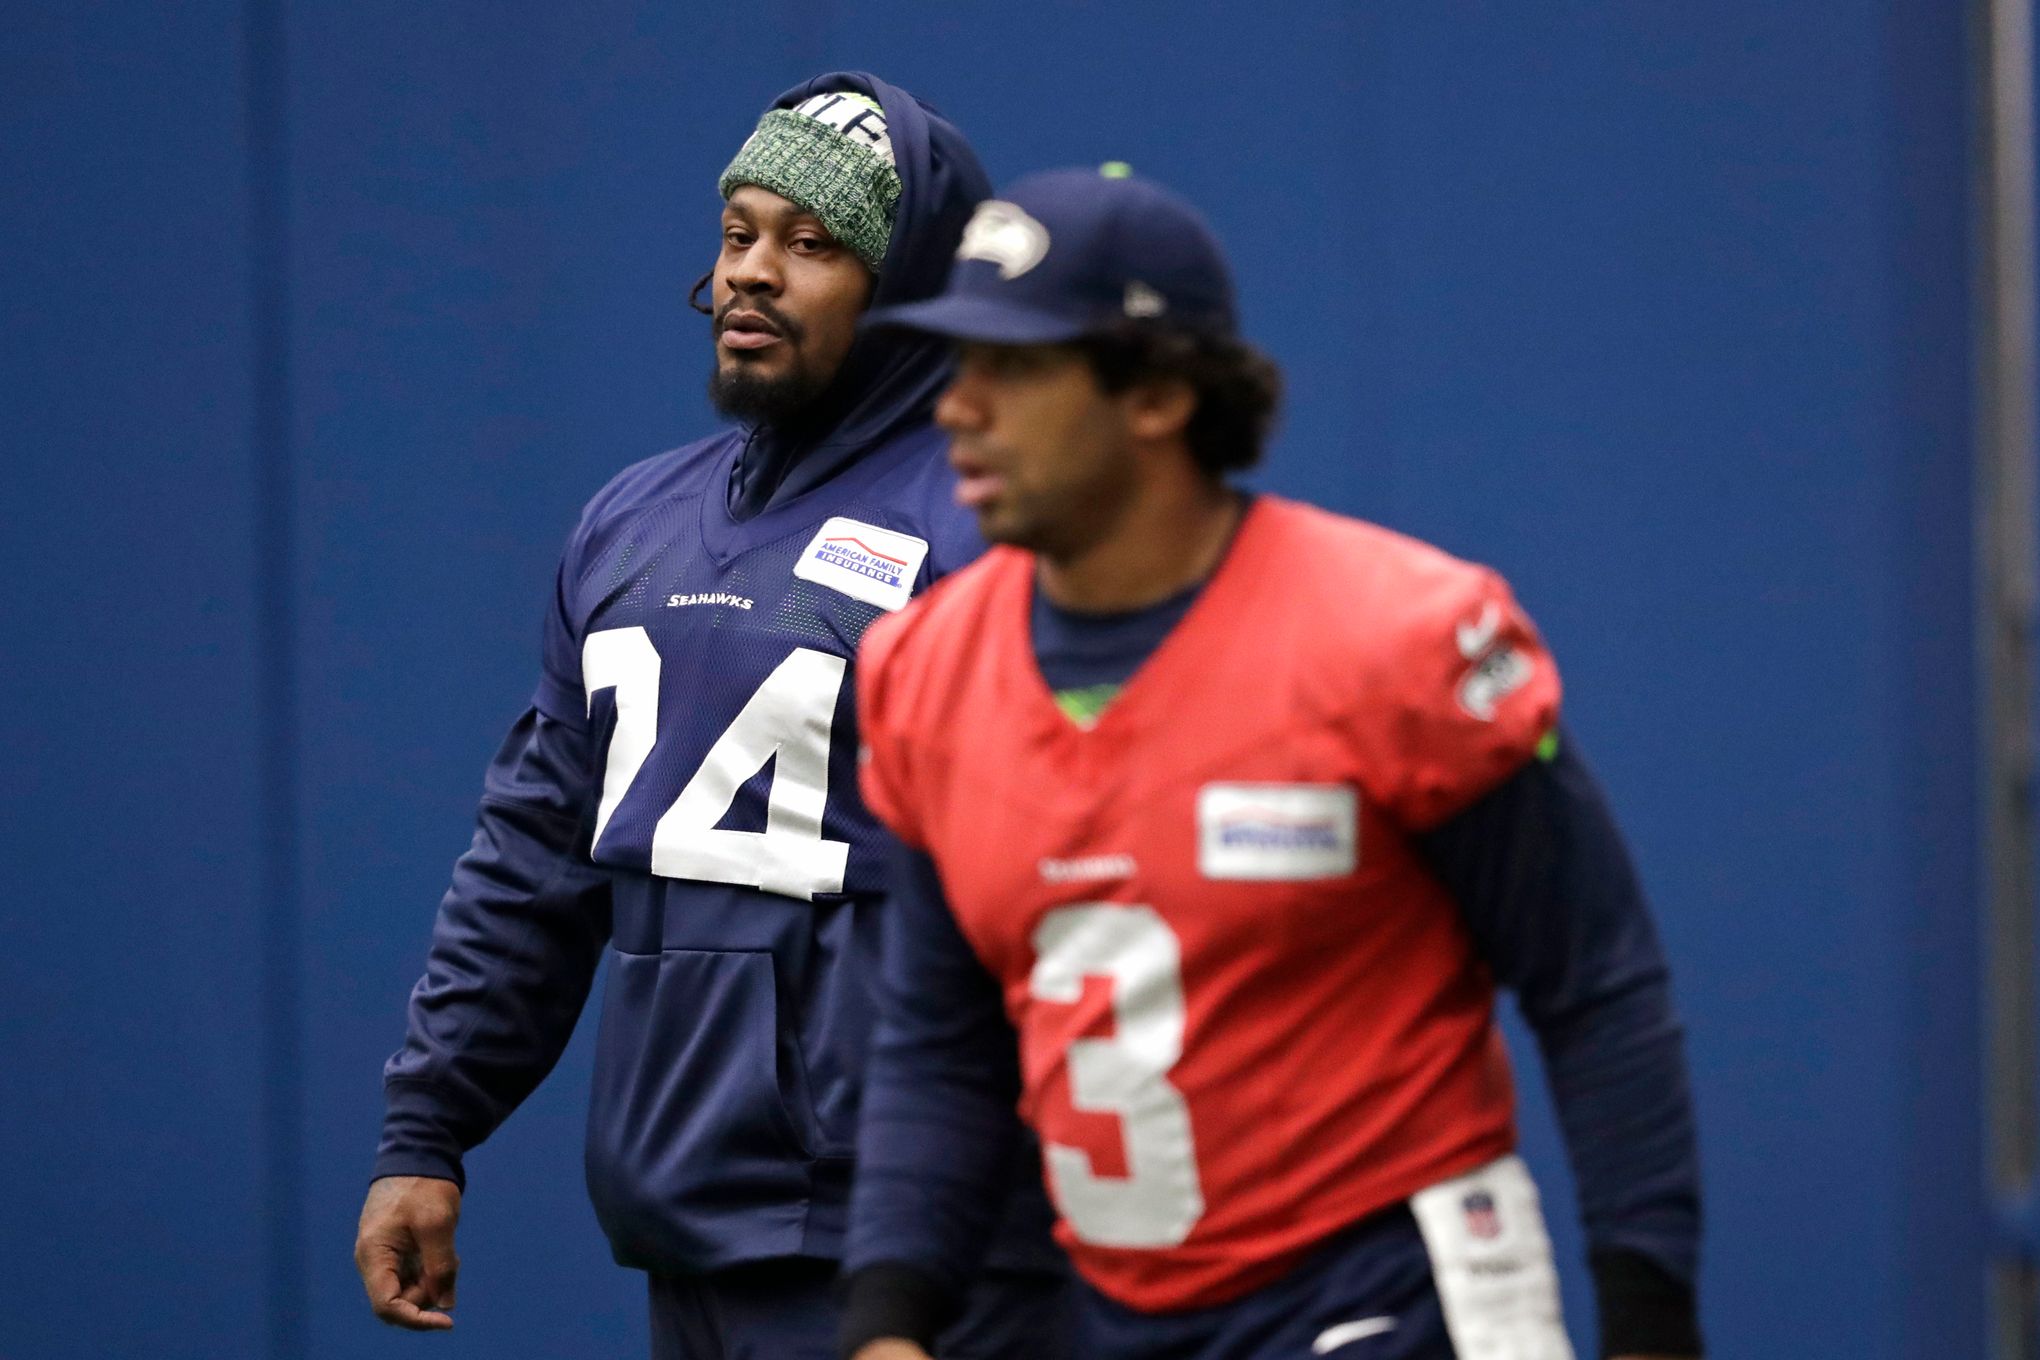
[1363,565,1561,830]
[854,608,928,849]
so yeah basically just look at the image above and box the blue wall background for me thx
[0,2,1992,1357]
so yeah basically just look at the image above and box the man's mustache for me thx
[715,298,805,343]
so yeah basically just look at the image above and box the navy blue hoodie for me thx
[372,73,1057,1274]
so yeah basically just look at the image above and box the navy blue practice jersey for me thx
[531,422,989,1268]
[547,427,977,899]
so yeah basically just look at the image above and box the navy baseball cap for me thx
[863,164,1238,343]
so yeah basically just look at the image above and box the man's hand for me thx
[850,1342,934,1360]
[355,1175,462,1331]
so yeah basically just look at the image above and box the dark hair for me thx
[1073,320,1284,477]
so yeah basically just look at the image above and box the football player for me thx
[352,75,1066,1359]
[838,166,1702,1359]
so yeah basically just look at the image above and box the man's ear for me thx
[1123,378,1197,443]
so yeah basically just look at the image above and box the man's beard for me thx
[707,357,833,427]
[708,295,832,427]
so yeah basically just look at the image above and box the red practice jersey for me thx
[857,496,1562,1311]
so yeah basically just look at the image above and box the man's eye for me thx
[723,228,753,248]
[979,348,1040,375]
[790,236,830,254]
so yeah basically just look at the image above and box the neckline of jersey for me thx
[1011,494,1278,739]
[694,422,948,565]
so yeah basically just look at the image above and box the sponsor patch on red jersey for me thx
[1196,783,1357,880]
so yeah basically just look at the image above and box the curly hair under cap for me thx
[1072,320,1285,477]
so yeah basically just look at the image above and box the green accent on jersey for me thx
[1054,683,1123,728]
[1535,728,1561,763]
[1099,160,1133,179]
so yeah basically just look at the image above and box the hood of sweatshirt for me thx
[722,71,992,520]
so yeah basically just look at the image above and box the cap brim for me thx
[861,293,1091,344]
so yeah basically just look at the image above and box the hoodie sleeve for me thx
[373,528,614,1186]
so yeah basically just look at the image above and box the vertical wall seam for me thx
[1977,0,2040,1353]
[245,0,305,1355]
[1890,0,1989,1351]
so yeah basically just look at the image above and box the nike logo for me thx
[1312,1316,1398,1353]
[1456,601,1502,660]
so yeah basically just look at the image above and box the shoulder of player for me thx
[1253,496,1527,663]
[557,431,739,577]
[577,432,735,529]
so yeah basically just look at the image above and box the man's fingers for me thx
[373,1293,455,1331]
[396,1271,456,1312]
[359,1257,448,1329]
[418,1241,459,1310]
[355,1177,464,1330]
[360,1255,406,1311]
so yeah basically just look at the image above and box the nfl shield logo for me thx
[1462,1190,1501,1240]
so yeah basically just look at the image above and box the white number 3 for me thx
[581,627,850,900]
[1030,903,1206,1248]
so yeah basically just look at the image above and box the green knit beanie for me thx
[718,92,903,273]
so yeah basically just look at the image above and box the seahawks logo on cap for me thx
[957,201,1050,279]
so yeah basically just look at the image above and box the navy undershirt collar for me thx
[1030,575,1205,695]
[1028,494,1255,698]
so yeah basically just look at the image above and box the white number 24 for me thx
[581,627,850,900]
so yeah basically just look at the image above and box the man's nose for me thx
[726,241,784,295]
[935,372,987,432]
